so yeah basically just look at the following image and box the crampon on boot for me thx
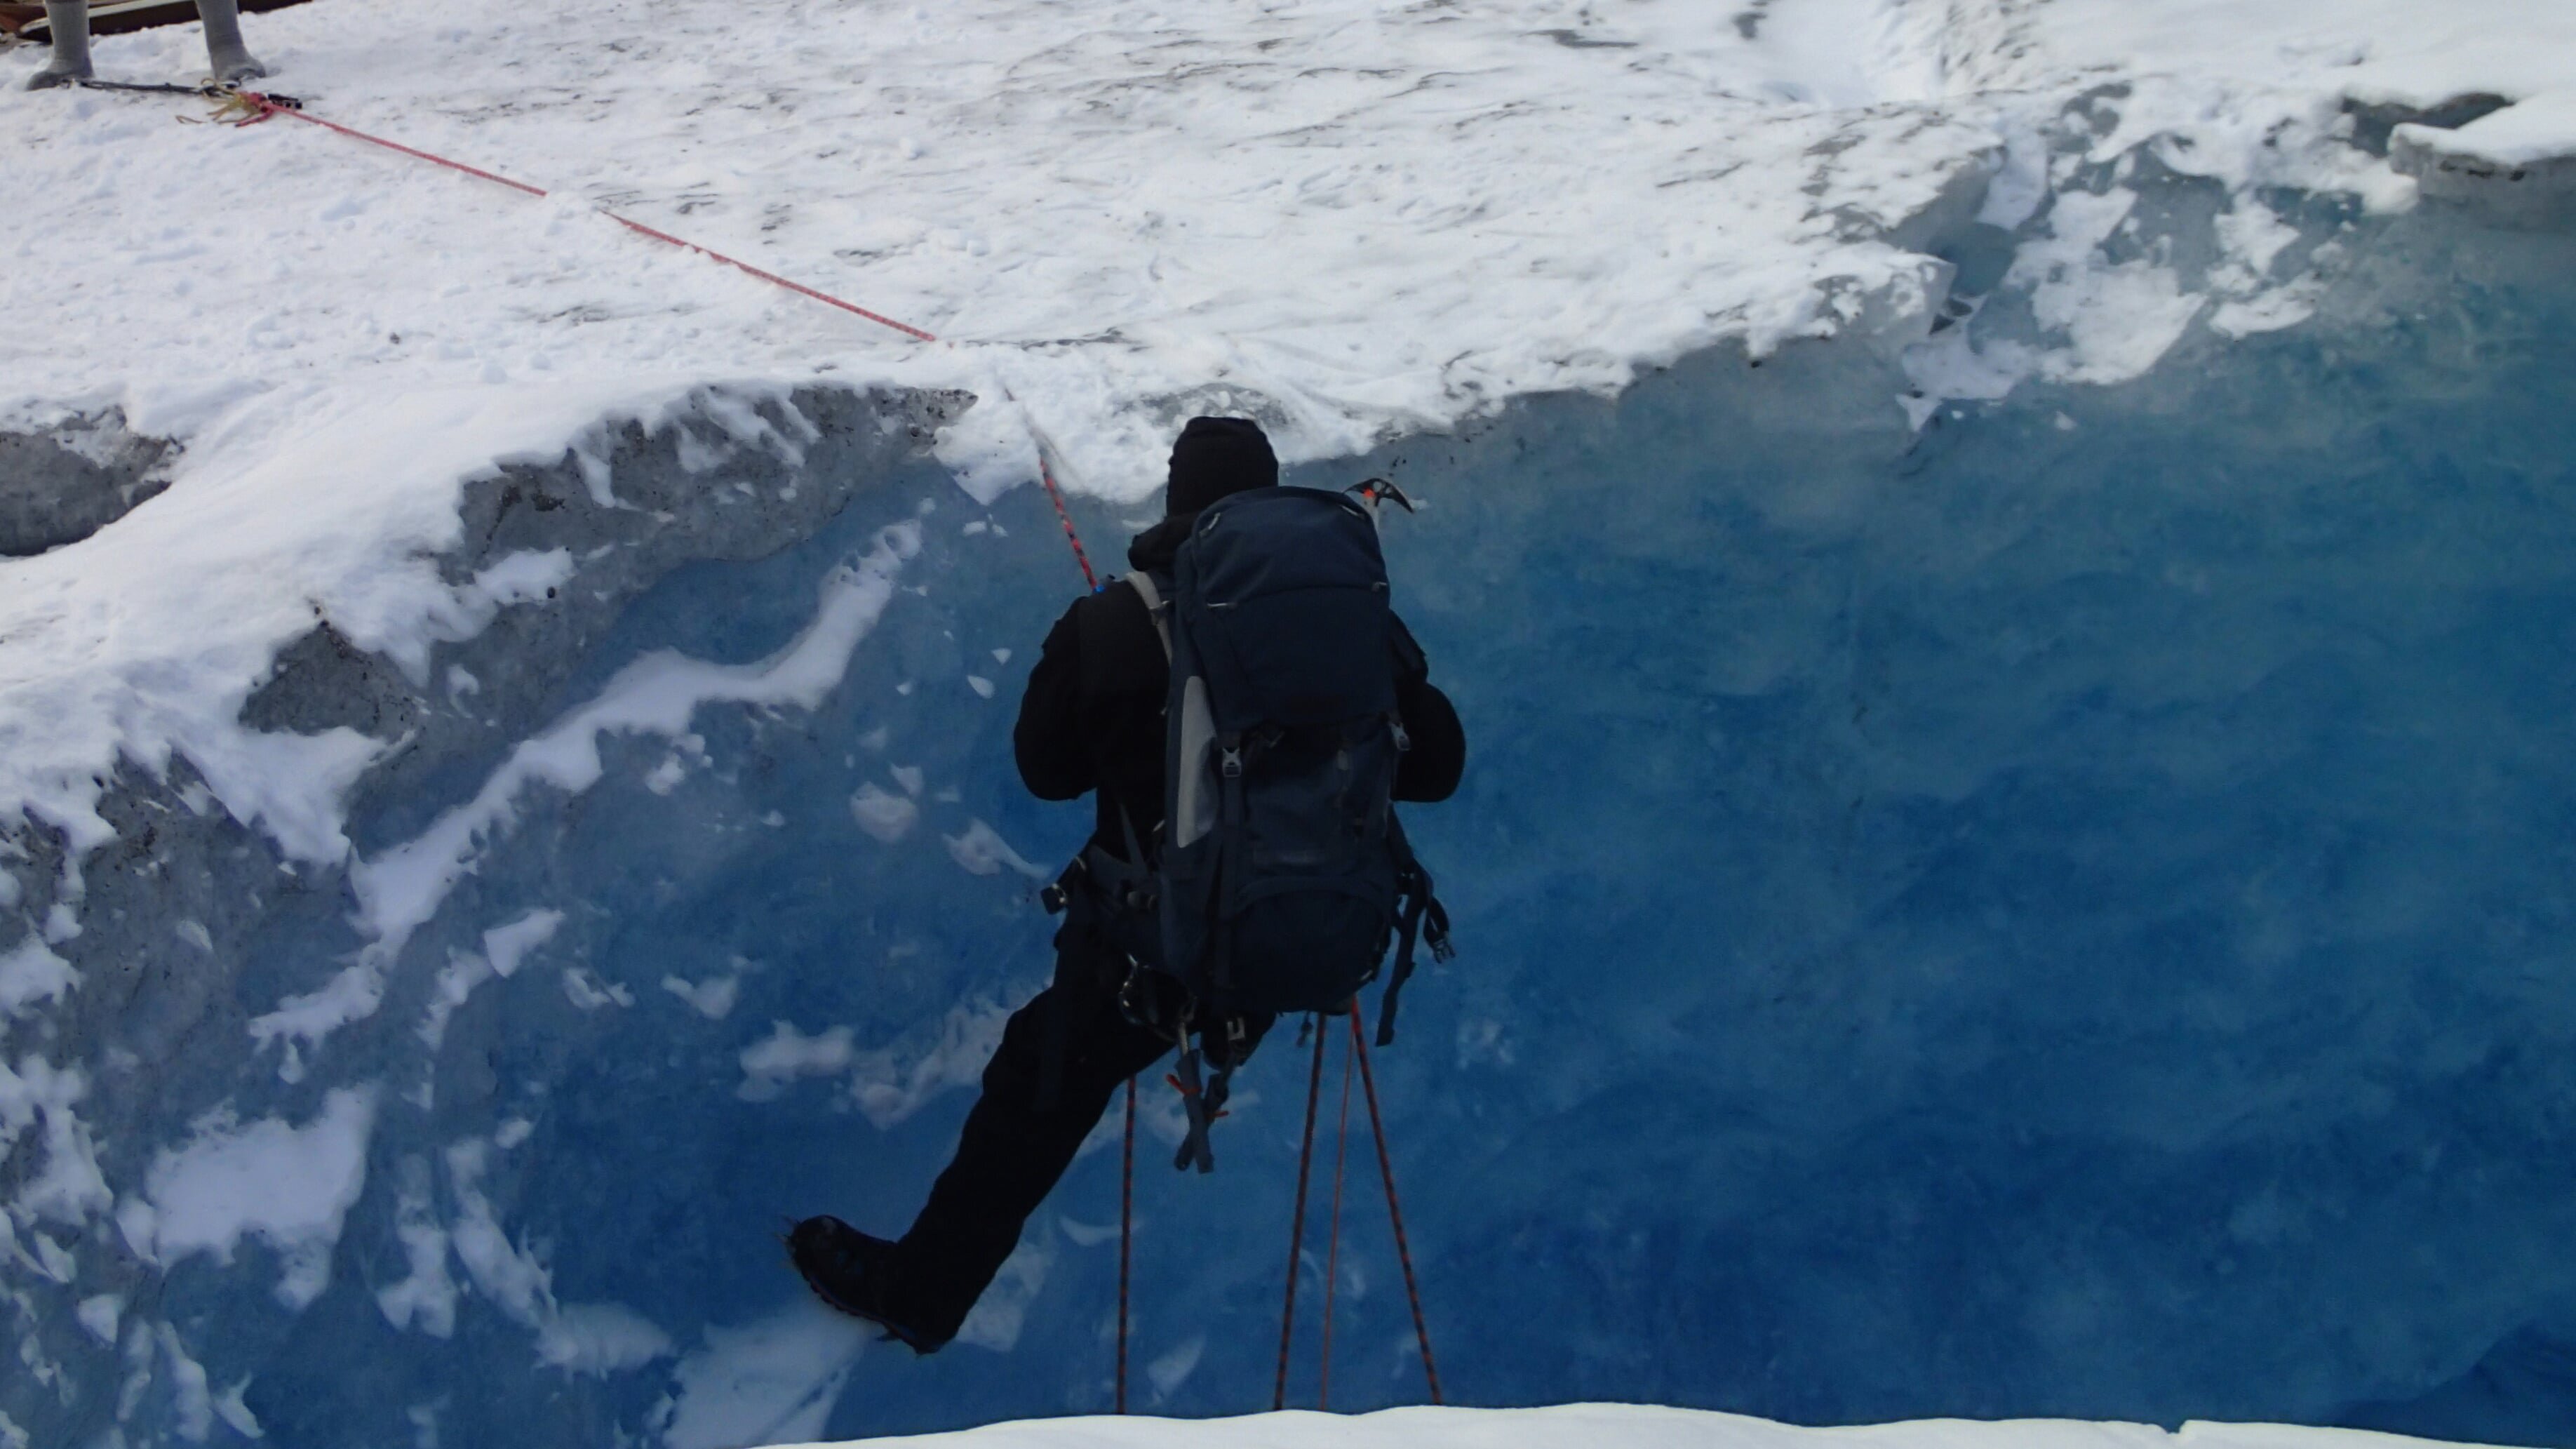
[785,1215,953,1354]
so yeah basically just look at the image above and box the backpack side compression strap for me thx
[1126,572,1172,659]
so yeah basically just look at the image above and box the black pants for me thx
[888,917,1171,1340]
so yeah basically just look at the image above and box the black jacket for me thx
[1013,512,1466,858]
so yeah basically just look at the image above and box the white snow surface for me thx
[1,0,2573,863]
[140,1085,377,1309]
[793,1405,2526,1449]
[1998,1,2576,121]
[2400,92,2576,167]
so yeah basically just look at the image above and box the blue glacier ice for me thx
[4,189,2575,1448]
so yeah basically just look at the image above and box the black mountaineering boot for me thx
[786,1216,953,1354]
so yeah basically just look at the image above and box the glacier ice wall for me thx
[1393,210,2576,1440]
[5,166,2576,1449]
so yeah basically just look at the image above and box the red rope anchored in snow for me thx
[1034,449,1098,590]
[229,91,938,342]
[224,89,1111,593]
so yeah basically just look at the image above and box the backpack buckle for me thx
[1219,745,1243,779]
[1040,853,1092,916]
[1169,1047,1220,1174]
[1118,964,1188,1037]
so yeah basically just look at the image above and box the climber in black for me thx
[788,416,1466,1351]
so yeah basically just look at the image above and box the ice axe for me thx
[1346,476,1418,528]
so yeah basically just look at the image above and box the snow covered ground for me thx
[1,0,2573,853]
[800,1405,2522,1449]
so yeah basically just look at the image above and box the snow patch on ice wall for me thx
[141,1086,376,1311]
[245,519,924,1074]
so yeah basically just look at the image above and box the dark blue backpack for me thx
[1127,486,1449,1171]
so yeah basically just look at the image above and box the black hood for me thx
[1134,416,1279,570]
[1165,416,1277,516]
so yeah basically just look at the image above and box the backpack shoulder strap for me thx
[1126,571,1173,661]
[1388,612,1428,683]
